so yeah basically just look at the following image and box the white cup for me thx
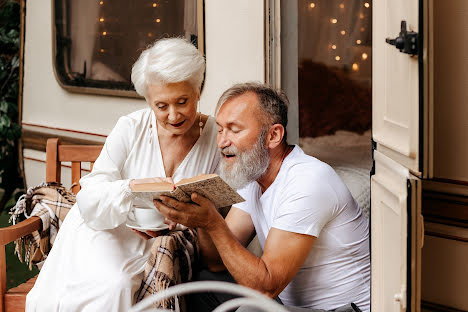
[128,206,165,228]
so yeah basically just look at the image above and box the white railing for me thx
[130,281,289,312]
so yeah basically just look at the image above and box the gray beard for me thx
[219,131,270,190]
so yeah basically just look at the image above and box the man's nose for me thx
[217,131,231,149]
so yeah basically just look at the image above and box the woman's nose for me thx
[167,107,179,122]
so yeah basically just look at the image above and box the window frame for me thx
[51,0,205,98]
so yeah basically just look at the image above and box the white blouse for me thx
[26,108,220,312]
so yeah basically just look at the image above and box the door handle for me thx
[385,20,418,56]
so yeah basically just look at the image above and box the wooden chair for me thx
[0,138,102,312]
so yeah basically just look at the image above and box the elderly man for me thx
[154,82,370,312]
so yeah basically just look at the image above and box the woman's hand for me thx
[132,218,178,240]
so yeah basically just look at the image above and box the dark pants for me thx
[186,269,361,312]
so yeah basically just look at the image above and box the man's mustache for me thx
[220,146,239,157]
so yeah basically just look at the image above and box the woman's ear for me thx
[266,124,285,149]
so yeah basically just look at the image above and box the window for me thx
[53,0,203,97]
[298,0,372,137]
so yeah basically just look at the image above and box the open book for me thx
[130,174,245,209]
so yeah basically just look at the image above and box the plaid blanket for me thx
[136,228,199,312]
[9,182,75,269]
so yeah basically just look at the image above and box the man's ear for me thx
[266,124,285,149]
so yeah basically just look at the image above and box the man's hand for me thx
[154,193,222,231]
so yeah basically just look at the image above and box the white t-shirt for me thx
[235,146,370,312]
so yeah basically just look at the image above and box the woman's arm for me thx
[77,116,135,230]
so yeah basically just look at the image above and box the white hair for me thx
[131,38,205,98]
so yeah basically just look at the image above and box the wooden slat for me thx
[0,246,6,312]
[0,218,42,246]
[46,138,60,183]
[58,145,102,162]
[71,162,81,194]
[90,162,94,172]
[4,276,37,312]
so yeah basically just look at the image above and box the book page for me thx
[134,189,191,208]
[177,175,245,208]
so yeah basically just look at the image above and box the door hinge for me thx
[386,20,418,56]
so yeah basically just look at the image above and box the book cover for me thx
[131,174,245,209]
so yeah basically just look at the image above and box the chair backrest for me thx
[45,138,103,194]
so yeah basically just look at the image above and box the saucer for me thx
[126,220,169,232]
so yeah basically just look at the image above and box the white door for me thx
[372,0,425,311]
[373,0,421,175]
[371,151,423,312]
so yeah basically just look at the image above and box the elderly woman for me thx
[26,38,219,311]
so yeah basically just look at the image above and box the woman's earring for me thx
[198,101,203,136]
[149,122,153,144]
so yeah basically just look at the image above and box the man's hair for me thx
[131,37,205,98]
[216,82,289,141]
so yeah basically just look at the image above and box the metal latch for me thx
[385,20,418,56]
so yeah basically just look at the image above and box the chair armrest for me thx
[0,217,41,246]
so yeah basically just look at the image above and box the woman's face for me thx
[146,81,200,136]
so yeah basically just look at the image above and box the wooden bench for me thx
[0,138,102,312]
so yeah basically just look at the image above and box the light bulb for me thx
[155,18,161,23]
[309,2,315,8]
[100,49,104,53]
[335,56,341,61]
[99,17,104,22]
[359,13,364,19]
[364,2,370,8]
[360,27,365,32]
[153,3,157,7]
[148,33,153,37]
[362,53,368,60]
[330,18,338,24]
[340,30,346,35]
[331,44,337,50]
[102,31,107,36]
[339,3,344,9]
[356,39,362,44]
[352,63,359,71]
[99,1,103,5]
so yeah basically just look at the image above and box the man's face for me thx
[216,92,270,189]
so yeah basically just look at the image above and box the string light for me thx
[330,18,338,24]
[335,56,341,61]
[359,13,365,19]
[352,63,359,71]
[309,2,315,8]
[356,39,362,44]
[331,44,337,50]
[340,30,346,35]
[99,17,104,22]
[364,2,370,8]
[153,3,158,7]
[102,31,107,36]
[339,3,344,9]
[148,33,153,37]
[361,53,368,60]
[155,18,161,23]
[99,1,103,5]
[100,49,105,53]
[360,27,365,32]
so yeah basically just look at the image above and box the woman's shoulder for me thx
[113,108,151,131]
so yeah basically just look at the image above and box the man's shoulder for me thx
[282,146,336,182]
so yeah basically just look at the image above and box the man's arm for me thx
[198,207,256,272]
[155,193,315,298]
